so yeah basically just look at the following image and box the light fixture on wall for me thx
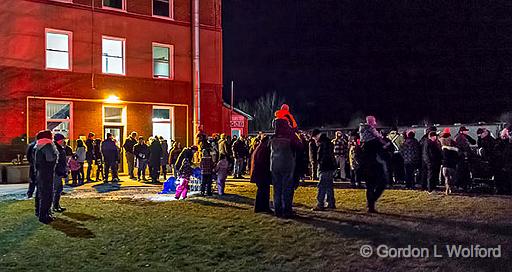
[105,95,121,103]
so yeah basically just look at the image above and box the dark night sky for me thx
[222,0,512,128]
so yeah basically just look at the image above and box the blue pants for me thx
[53,175,64,209]
[271,170,295,217]
[317,170,335,208]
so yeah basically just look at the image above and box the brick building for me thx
[0,0,225,162]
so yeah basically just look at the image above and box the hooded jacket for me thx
[35,139,58,183]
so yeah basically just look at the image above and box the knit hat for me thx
[459,126,469,132]
[281,104,289,111]
[54,133,65,141]
[36,130,52,140]
[476,128,485,135]
[440,128,451,138]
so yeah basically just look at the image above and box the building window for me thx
[153,43,173,79]
[103,0,125,10]
[45,29,72,70]
[102,37,125,75]
[153,0,173,18]
[46,101,72,138]
[104,106,124,124]
[152,107,174,142]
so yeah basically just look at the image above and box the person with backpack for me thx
[269,119,302,218]
[311,129,337,211]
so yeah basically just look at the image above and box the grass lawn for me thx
[0,183,511,271]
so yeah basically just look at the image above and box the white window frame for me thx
[102,36,126,76]
[152,106,175,141]
[152,0,174,20]
[45,28,72,71]
[102,105,126,126]
[102,0,127,12]
[152,43,174,80]
[45,101,73,139]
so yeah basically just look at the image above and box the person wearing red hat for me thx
[274,104,298,129]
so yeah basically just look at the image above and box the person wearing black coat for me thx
[53,133,68,213]
[424,131,442,193]
[250,136,272,213]
[312,130,337,211]
[175,146,199,174]
[439,136,458,195]
[34,130,58,224]
[149,137,163,183]
[308,138,318,180]
[85,132,95,182]
[101,133,120,183]
[123,132,138,179]
[454,127,475,190]
[26,140,37,199]
[400,131,421,189]
[133,137,150,181]
[494,134,512,195]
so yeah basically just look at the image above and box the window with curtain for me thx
[46,102,71,138]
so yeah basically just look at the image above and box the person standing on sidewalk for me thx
[200,150,214,196]
[123,131,138,180]
[53,133,68,213]
[312,129,337,211]
[101,133,120,183]
[85,132,95,183]
[332,131,348,180]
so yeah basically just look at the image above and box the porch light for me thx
[105,95,121,103]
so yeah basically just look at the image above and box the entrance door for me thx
[104,126,124,173]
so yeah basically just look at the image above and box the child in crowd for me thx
[68,154,81,186]
[439,134,459,195]
[200,150,214,196]
[175,158,193,200]
[215,154,229,195]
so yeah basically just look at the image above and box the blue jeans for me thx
[317,170,335,208]
[271,170,295,216]
[234,157,243,177]
[53,175,64,209]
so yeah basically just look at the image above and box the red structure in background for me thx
[221,102,252,137]
[0,0,247,162]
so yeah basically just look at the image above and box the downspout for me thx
[192,0,201,138]
[91,0,95,90]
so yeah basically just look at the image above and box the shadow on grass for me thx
[0,216,40,256]
[92,183,121,194]
[189,198,248,210]
[63,212,99,222]
[50,218,95,239]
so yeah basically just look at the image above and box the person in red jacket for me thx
[275,104,298,129]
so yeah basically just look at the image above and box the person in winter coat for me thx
[175,145,199,173]
[494,129,512,195]
[232,136,248,178]
[348,133,362,187]
[274,104,298,129]
[85,132,95,182]
[215,154,229,196]
[439,135,458,195]
[149,137,163,183]
[269,119,302,218]
[63,140,73,185]
[218,134,229,159]
[476,128,496,162]
[68,154,81,186]
[424,131,442,193]
[454,126,476,190]
[359,116,387,213]
[133,137,150,181]
[332,131,348,180]
[387,128,405,183]
[53,133,68,213]
[160,137,170,180]
[250,135,272,213]
[75,139,86,184]
[175,158,193,200]
[34,130,59,224]
[169,142,182,177]
[123,132,138,180]
[26,140,37,199]
[312,129,337,211]
[309,136,319,180]
[200,150,214,196]
[93,138,103,182]
[400,131,421,189]
[101,133,120,183]
[420,126,437,189]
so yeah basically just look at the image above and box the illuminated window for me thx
[46,102,72,138]
[104,107,124,124]
[45,30,71,70]
[103,0,125,10]
[152,107,174,142]
[153,0,173,18]
[102,37,125,75]
[153,44,173,79]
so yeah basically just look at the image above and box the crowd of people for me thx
[26,103,512,224]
